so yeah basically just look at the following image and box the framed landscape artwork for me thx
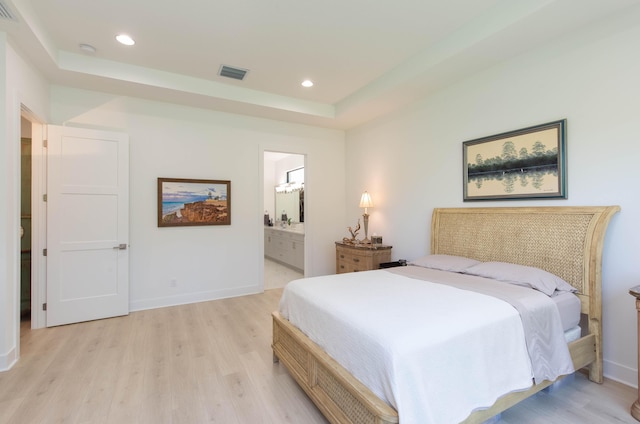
[463,120,567,201]
[158,178,231,227]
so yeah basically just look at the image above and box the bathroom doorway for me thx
[263,151,305,289]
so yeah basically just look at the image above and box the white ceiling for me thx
[2,0,639,129]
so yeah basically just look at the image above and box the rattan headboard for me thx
[431,206,619,312]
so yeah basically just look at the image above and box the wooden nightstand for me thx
[335,242,392,274]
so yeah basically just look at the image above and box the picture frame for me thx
[463,119,567,201]
[158,178,231,227]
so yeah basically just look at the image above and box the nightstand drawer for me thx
[337,255,369,273]
[335,242,392,274]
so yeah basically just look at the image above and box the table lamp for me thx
[359,191,374,244]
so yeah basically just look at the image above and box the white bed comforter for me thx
[279,267,574,424]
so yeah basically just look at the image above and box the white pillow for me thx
[463,261,576,296]
[409,254,481,273]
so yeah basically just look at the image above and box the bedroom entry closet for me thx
[20,116,33,326]
[263,151,305,289]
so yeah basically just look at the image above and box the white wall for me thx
[345,10,640,386]
[0,36,50,370]
[49,87,345,311]
[263,155,276,220]
[0,33,11,371]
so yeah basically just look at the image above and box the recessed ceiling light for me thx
[301,80,314,88]
[116,34,135,46]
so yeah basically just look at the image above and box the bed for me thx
[272,206,620,423]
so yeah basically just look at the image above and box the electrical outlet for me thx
[170,278,177,287]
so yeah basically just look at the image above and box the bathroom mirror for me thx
[275,188,303,223]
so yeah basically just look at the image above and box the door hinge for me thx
[43,248,47,256]
[42,303,47,311]
[43,194,47,202]
[43,139,47,148]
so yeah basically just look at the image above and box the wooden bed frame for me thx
[272,206,620,424]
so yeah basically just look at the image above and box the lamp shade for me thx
[359,191,373,209]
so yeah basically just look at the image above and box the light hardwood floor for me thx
[1,289,638,424]
[264,258,303,290]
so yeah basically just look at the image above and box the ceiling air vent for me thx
[0,1,17,21]
[218,65,248,81]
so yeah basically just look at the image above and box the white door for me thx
[46,125,129,327]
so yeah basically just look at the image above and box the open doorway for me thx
[20,117,32,325]
[20,108,46,331]
[263,151,305,289]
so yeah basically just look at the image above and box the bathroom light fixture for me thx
[359,191,374,244]
[301,80,314,87]
[116,34,135,46]
[275,182,303,193]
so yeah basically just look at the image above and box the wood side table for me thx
[629,285,640,421]
[335,242,392,274]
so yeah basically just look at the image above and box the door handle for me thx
[113,243,127,250]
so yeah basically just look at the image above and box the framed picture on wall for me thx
[158,178,231,227]
[463,119,567,201]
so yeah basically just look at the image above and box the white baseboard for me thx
[129,285,263,312]
[0,346,17,372]
[604,359,637,388]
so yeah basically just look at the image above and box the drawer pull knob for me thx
[353,258,360,263]
[340,255,345,259]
